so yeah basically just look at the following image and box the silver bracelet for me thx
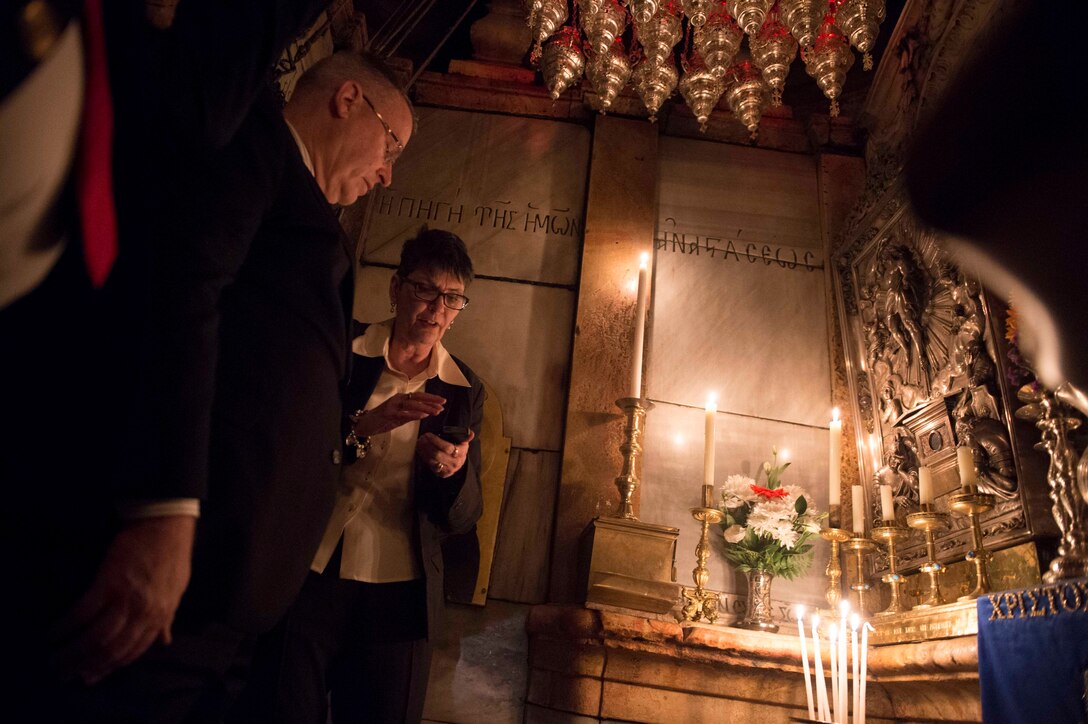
[345,409,371,460]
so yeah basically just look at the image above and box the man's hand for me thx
[51,515,196,684]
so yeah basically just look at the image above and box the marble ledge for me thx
[527,604,978,681]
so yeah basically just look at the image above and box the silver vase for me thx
[736,569,778,633]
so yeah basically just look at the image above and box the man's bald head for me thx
[284,51,415,205]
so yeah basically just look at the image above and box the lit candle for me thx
[851,485,866,535]
[704,395,716,488]
[860,621,873,724]
[797,606,816,721]
[956,446,976,491]
[629,253,650,398]
[851,614,860,724]
[812,614,830,722]
[829,408,842,524]
[879,484,895,522]
[828,623,839,724]
[839,601,849,723]
[918,465,934,506]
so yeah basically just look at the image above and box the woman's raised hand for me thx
[353,391,445,437]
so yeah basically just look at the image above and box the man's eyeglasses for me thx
[400,277,470,311]
[361,93,404,166]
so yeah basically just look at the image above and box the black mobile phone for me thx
[439,425,471,444]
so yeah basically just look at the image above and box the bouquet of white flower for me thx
[719,447,824,579]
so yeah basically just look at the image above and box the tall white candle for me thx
[797,606,815,721]
[956,446,976,491]
[829,408,842,511]
[879,484,895,521]
[629,253,650,398]
[839,602,849,723]
[860,622,873,724]
[851,614,860,724]
[851,485,866,535]
[812,615,830,723]
[918,465,934,506]
[829,623,839,724]
[704,395,716,487]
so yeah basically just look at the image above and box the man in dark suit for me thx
[6,2,413,717]
[92,51,413,721]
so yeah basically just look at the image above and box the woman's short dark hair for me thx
[397,227,474,284]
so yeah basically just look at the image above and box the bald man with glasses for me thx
[63,51,416,721]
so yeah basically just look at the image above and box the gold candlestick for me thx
[682,506,724,623]
[844,536,876,614]
[614,397,654,519]
[819,526,851,610]
[871,522,913,616]
[947,490,997,600]
[906,506,951,608]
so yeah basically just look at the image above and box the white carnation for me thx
[747,497,801,549]
[720,475,758,508]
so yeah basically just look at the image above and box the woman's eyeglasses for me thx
[400,277,470,310]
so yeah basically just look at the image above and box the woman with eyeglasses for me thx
[238,227,484,723]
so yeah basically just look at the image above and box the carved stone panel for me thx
[834,187,1032,569]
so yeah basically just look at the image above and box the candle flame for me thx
[705,393,717,412]
[850,613,860,630]
[839,600,850,618]
[639,251,649,269]
[780,448,790,462]
[832,407,840,422]
[795,604,805,619]
[812,613,821,626]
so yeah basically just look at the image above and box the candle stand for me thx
[871,522,913,616]
[906,507,951,608]
[947,490,997,600]
[844,536,876,615]
[613,397,654,519]
[681,506,723,623]
[819,526,851,611]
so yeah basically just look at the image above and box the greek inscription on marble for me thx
[374,193,581,238]
[654,222,821,272]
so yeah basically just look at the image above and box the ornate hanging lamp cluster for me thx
[528,0,886,136]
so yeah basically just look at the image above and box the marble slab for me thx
[489,449,562,604]
[657,136,821,249]
[353,267,575,452]
[360,107,590,286]
[648,136,831,428]
[639,401,833,611]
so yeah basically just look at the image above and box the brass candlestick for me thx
[844,536,876,614]
[819,526,851,610]
[614,397,654,519]
[947,490,997,600]
[906,506,951,608]
[871,522,913,616]
[1016,385,1088,583]
[682,506,724,623]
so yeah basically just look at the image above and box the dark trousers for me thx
[235,548,431,724]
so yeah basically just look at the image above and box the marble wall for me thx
[641,138,835,612]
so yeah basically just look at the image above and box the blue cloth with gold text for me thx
[977,579,1088,723]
